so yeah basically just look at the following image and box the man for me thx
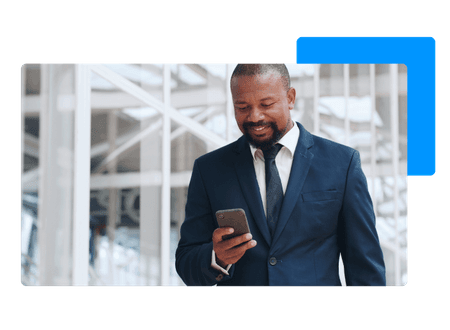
[175,64,386,286]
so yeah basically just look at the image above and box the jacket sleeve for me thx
[175,159,235,285]
[337,150,386,286]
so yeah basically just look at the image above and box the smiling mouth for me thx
[243,121,276,138]
[249,125,271,135]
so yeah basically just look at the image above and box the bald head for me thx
[230,64,291,92]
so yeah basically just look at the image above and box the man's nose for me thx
[247,107,264,122]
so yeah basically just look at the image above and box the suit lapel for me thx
[271,123,314,247]
[233,136,272,246]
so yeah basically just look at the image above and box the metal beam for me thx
[344,64,350,145]
[18,65,27,286]
[361,160,407,177]
[72,64,91,285]
[90,64,227,149]
[95,117,162,173]
[91,128,141,158]
[23,133,40,158]
[22,72,408,115]
[106,109,119,285]
[390,64,401,285]
[313,64,320,135]
[226,64,234,143]
[25,170,193,191]
[23,87,227,114]
[38,64,74,285]
[161,64,171,285]
[184,64,225,87]
[170,106,219,141]
[370,64,377,214]
[94,105,221,173]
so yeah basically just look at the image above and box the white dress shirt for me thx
[249,123,300,215]
[211,123,300,275]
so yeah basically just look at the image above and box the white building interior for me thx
[21,63,407,285]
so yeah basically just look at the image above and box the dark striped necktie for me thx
[262,143,283,237]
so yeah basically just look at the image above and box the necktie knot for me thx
[262,144,283,161]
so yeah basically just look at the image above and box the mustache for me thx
[243,121,273,129]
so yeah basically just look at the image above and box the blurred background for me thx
[21,63,407,286]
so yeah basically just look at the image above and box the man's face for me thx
[231,73,296,150]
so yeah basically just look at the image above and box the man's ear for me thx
[287,87,296,110]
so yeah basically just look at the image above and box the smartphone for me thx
[215,208,251,240]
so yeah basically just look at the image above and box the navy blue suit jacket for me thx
[175,123,386,286]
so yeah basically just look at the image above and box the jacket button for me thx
[216,273,224,281]
[269,257,277,266]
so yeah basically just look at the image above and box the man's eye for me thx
[236,106,249,110]
[262,103,274,107]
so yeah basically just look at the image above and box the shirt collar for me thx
[249,122,300,161]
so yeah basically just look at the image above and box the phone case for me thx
[215,208,250,240]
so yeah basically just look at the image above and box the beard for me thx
[243,120,289,151]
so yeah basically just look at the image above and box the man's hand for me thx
[212,227,257,268]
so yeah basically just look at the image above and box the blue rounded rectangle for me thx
[297,37,435,176]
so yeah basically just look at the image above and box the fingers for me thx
[221,232,254,250]
[213,227,257,266]
[212,227,234,243]
[213,227,254,249]
[216,239,257,266]
[225,238,257,257]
